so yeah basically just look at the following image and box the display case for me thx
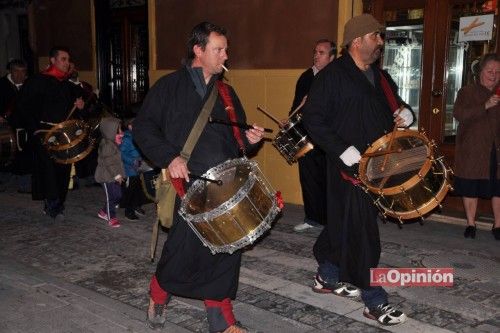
[382,22,424,129]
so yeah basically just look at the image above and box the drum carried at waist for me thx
[358,129,452,221]
[0,122,16,169]
[42,119,96,164]
[179,158,281,254]
[273,112,314,164]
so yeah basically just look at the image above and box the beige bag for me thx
[155,169,177,228]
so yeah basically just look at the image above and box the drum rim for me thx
[51,137,96,164]
[377,159,452,219]
[44,119,90,151]
[358,129,433,195]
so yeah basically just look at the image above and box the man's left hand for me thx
[75,97,85,110]
[245,124,264,144]
[394,108,413,127]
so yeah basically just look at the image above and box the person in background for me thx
[119,117,147,220]
[133,22,264,333]
[303,14,414,326]
[0,59,28,190]
[15,46,85,221]
[95,117,125,228]
[453,53,500,240]
[291,39,336,232]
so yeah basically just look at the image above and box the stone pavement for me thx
[0,179,499,332]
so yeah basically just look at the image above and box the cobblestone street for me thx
[0,180,499,332]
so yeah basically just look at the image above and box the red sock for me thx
[149,275,170,304]
[204,298,236,331]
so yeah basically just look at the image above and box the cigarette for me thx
[221,64,229,72]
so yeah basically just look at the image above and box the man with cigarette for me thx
[134,22,264,333]
[303,14,413,325]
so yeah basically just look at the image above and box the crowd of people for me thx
[1,13,499,333]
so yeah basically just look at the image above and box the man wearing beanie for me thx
[302,13,414,326]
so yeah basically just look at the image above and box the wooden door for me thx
[366,0,499,216]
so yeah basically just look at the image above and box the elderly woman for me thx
[453,53,500,240]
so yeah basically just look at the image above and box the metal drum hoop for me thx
[358,129,433,196]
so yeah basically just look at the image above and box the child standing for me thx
[120,117,148,220]
[94,117,125,228]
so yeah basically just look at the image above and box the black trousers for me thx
[298,148,327,224]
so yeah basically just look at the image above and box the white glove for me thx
[395,107,414,127]
[339,146,361,166]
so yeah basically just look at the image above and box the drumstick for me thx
[363,148,402,158]
[64,104,78,121]
[190,174,223,186]
[380,106,403,172]
[209,117,273,133]
[256,106,282,125]
[288,95,307,119]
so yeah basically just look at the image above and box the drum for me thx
[43,119,96,164]
[273,113,314,164]
[358,129,452,220]
[0,123,16,168]
[179,158,281,254]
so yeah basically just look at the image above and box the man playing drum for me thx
[133,22,264,333]
[15,46,85,221]
[302,14,414,326]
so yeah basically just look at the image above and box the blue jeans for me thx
[318,261,388,309]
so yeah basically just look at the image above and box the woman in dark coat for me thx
[453,53,500,240]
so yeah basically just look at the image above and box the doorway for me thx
[94,1,148,116]
[367,0,499,216]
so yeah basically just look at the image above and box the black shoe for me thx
[134,207,146,216]
[125,211,139,221]
[464,226,476,238]
[492,227,500,240]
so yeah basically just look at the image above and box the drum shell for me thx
[43,119,95,164]
[0,123,16,168]
[272,114,313,164]
[358,130,451,220]
[180,158,280,254]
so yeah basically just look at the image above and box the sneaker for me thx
[134,207,146,216]
[293,222,316,232]
[97,210,108,221]
[125,210,139,221]
[146,302,167,329]
[108,218,121,228]
[312,274,360,297]
[363,303,407,326]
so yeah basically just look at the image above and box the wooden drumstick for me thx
[64,104,78,121]
[288,95,307,119]
[256,106,282,125]
[380,106,403,172]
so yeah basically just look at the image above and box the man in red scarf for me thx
[14,46,85,221]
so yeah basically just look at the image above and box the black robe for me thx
[290,67,326,225]
[133,67,257,300]
[15,73,83,202]
[302,53,407,289]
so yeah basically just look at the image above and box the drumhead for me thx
[359,130,432,193]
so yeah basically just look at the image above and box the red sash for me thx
[216,81,246,152]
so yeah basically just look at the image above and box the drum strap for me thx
[379,70,400,113]
[216,81,246,154]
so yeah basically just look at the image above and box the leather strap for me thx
[379,70,400,114]
[216,81,246,153]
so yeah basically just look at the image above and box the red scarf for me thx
[42,65,69,81]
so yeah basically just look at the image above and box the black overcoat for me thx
[133,67,258,300]
[302,53,407,289]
